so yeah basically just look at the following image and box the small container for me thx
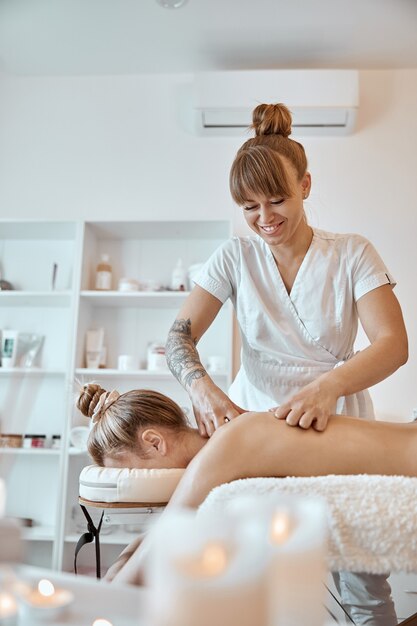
[117,354,138,371]
[69,426,89,451]
[0,434,23,448]
[95,253,112,291]
[118,277,139,292]
[207,355,226,373]
[147,342,169,371]
[23,435,46,449]
[99,346,107,369]
[1,330,19,368]
[51,435,61,450]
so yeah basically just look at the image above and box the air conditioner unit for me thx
[193,70,359,137]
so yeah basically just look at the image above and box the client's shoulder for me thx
[211,411,272,443]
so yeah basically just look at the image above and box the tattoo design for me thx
[166,318,207,390]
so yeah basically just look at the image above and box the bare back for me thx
[169,412,416,510]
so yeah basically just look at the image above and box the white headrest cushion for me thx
[79,465,185,503]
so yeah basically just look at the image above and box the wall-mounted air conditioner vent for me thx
[193,70,359,137]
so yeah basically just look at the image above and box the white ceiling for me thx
[0,0,416,77]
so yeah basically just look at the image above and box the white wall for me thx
[0,69,416,421]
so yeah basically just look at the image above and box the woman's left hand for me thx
[271,379,338,431]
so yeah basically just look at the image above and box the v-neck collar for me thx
[262,228,316,301]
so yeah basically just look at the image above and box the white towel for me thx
[198,474,417,574]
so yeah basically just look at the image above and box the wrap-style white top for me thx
[195,228,395,418]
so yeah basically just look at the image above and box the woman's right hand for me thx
[190,378,246,437]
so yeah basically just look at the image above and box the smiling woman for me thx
[163,102,408,625]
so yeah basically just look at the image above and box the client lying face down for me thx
[77,383,417,585]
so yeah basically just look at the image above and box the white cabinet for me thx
[0,219,232,572]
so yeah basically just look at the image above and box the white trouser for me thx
[332,571,397,625]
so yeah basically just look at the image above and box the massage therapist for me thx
[165,103,408,626]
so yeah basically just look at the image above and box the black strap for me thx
[324,582,356,624]
[74,505,104,579]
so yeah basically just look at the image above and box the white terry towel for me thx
[198,474,417,574]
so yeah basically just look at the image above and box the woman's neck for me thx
[181,427,208,465]
[270,220,313,267]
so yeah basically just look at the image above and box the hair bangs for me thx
[230,146,293,206]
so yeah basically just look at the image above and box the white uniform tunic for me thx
[195,228,396,418]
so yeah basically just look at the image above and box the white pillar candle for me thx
[229,495,327,626]
[268,499,326,626]
[20,578,74,621]
[145,508,268,626]
[0,591,18,626]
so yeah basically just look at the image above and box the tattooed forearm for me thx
[166,318,207,390]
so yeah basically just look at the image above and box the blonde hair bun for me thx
[77,383,107,419]
[251,103,292,138]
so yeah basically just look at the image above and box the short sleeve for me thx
[192,238,240,304]
[347,235,396,302]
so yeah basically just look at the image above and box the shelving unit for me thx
[0,218,233,573]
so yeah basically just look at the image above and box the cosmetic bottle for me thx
[171,259,187,291]
[95,254,112,291]
[1,330,19,368]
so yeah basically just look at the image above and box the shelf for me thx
[75,368,229,380]
[80,290,190,308]
[88,220,230,240]
[0,368,66,377]
[0,448,61,456]
[0,220,77,240]
[0,291,72,307]
[0,447,88,457]
[22,526,55,542]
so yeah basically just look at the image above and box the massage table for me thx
[77,466,417,624]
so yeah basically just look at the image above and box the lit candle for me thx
[0,591,18,626]
[269,509,292,545]
[175,541,229,578]
[218,494,327,626]
[146,508,268,626]
[20,578,74,621]
[266,498,327,626]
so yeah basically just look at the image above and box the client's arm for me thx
[104,533,146,582]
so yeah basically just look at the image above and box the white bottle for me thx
[170,259,187,291]
[95,254,112,291]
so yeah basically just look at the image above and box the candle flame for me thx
[0,591,16,612]
[92,620,114,626]
[200,542,228,576]
[38,579,55,597]
[270,511,291,545]
[175,541,229,578]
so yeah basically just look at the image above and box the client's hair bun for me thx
[77,383,107,418]
[251,103,292,138]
